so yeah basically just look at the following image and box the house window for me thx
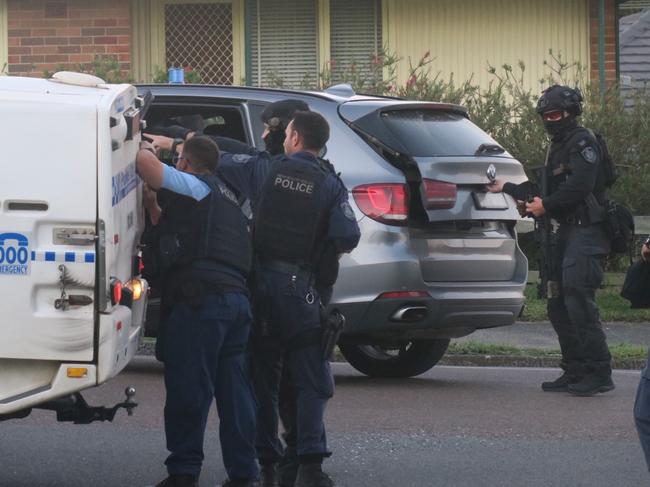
[248,0,319,88]
[329,0,382,84]
[165,2,234,84]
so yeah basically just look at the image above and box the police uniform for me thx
[503,94,613,394]
[154,165,259,486]
[218,149,360,480]
[634,237,650,471]
[635,347,650,472]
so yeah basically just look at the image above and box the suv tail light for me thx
[422,179,457,210]
[352,183,408,226]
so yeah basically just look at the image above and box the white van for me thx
[0,73,148,423]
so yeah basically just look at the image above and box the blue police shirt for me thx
[218,150,360,253]
[161,164,210,201]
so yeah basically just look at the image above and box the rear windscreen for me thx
[377,110,501,157]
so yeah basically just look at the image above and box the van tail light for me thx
[125,278,144,301]
[110,278,122,306]
[352,183,408,226]
[422,179,457,210]
[377,291,431,299]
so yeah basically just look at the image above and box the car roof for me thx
[135,83,467,113]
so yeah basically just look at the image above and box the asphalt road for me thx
[2,359,648,487]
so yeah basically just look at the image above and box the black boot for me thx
[293,464,334,487]
[220,479,261,487]
[152,475,198,487]
[568,374,615,396]
[278,450,299,487]
[260,463,280,487]
[541,372,581,392]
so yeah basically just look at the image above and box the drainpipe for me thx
[599,0,606,95]
[244,0,252,86]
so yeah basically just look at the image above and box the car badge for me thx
[486,164,497,182]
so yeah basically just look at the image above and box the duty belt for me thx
[260,259,312,281]
[561,214,589,226]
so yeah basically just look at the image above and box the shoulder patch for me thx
[340,201,356,221]
[217,183,239,204]
[232,154,252,164]
[580,146,597,164]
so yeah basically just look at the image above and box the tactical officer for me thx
[219,108,361,487]
[487,85,614,396]
[136,136,259,487]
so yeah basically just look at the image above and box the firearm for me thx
[321,307,345,360]
[528,167,560,300]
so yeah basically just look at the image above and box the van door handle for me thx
[53,228,97,246]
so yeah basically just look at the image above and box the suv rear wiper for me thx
[475,143,505,156]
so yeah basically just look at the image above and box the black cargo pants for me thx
[546,223,612,378]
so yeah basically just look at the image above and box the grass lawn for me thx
[521,284,650,322]
[447,340,648,361]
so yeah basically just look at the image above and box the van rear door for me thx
[0,84,98,362]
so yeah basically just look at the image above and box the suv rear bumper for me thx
[335,282,525,342]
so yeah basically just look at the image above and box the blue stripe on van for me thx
[30,251,96,264]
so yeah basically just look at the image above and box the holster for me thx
[320,307,345,360]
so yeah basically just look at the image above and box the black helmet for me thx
[536,85,583,117]
[261,99,310,129]
[260,99,309,155]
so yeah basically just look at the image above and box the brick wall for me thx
[589,0,618,87]
[7,0,131,77]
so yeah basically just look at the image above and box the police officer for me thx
[208,99,320,487]
[634,236,650,472]
[487,85,614,396]
[219,108,361,487]
[136,136,259,487]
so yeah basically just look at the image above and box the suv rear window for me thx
[378,110,501,157]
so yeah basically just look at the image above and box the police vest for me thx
[253,156,328,264]
[547,127,607,200]
[157,174,251,276]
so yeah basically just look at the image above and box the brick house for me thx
[0,0,637,91]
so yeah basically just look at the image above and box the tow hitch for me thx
[36,386,138,424]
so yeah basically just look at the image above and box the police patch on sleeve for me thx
[232,154,252,164]
[341,201,355,221]
[580,146,597,164]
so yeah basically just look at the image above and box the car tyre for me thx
[338,339,450,378]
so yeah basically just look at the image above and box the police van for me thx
[0,72,148,423]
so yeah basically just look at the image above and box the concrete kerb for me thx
[137,321,650,370]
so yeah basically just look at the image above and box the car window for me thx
[247,102,268,149]
[379,110,501,157]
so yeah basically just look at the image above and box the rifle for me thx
[529,159,560,300]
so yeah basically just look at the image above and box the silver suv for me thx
[139,84,528,378]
